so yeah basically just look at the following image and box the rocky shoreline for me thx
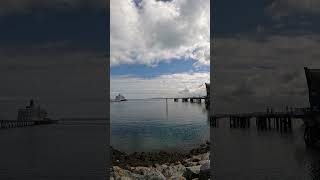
[110,142,210,180]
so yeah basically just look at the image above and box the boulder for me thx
[198,160,209,166]
[168,176,187,180]
[162,164,186,178]
[130,166,166,180]
[111,166,144,180]
[192,153,210,161]
[199,161,210,180]
[183,165,201,179]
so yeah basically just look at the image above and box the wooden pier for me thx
[210,107,307,132]
[172,97,206,103]
[0,120,57,129]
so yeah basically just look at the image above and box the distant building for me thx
[17,99,48,121]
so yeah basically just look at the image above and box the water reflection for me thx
[213,118,320,180]
[111,99,210,153]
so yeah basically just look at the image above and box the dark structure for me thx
[303,67,320,146]
[0,100,56,130]
[205,83,210,98]
[304,67,320,111]
[205,83,210,108]
[17,99,48,121]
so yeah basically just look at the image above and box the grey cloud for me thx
[213,34,320,113]
[266,0,320,19]
[0,0,107,15]
[0,43,107,119]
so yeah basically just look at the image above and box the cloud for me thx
[110,0,210,67]
[213,34,320,113]
[266,0,320,19]
[0,41,107,119]
[0,0,107,15]
[111,72,209,99]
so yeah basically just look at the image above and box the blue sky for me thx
[111,58,209,77]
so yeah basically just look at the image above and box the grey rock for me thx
[168,176,187,180]
[183,165,201,179]
[185,161,199,167]
[192,153,210,161]
[111,166,144,180]
[199,161,210,180]
[162,164,186,178]
[131,166,166,180]
[198,160,209,166]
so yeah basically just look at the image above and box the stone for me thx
[185,161,199,167]
[198,160,209,166]
[162,164,186,178]
[192,153,210,161]
[130,166,166,180]
[144,170,166,180]
[199,161,210,180]
[168,176,187,180]
[111,166,144,180]
[183,165,201,179]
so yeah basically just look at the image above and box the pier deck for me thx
[0,120,58,129]
[210,108,310,131]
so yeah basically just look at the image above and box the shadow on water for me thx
[212,117,320,180]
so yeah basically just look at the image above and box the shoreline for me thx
[110,141,210,179]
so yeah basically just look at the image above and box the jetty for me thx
[210,67,320,147]
[210,107,308,131]
[0,119,57,129]
[168,83,211,107]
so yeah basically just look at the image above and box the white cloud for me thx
[110,72,209,99]
[110,0,210,67]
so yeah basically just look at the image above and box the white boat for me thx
[115,94,127,102]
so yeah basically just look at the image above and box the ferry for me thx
[115,94,127,102]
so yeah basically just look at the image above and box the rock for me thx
[192,153,210,161]
[198,160,209,166]
[183,165,201,179]
[111,166,144,180]
[162,164,186,178]
[185,161,199,167]
[199,161,210,180]
[168,176,187,180]
[130,166,166,180]
[144,170,166,180]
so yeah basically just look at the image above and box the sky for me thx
[110,0,210,99]
[213,0,320,113]
[0,0,108,119]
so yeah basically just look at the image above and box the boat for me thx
[17,99,48,121]
[115,94,127,102]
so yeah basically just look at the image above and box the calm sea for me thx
[0,120,107,180]
[110,99,210,153]
[213,118,320,180]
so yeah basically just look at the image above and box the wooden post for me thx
[288,117,292,131]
